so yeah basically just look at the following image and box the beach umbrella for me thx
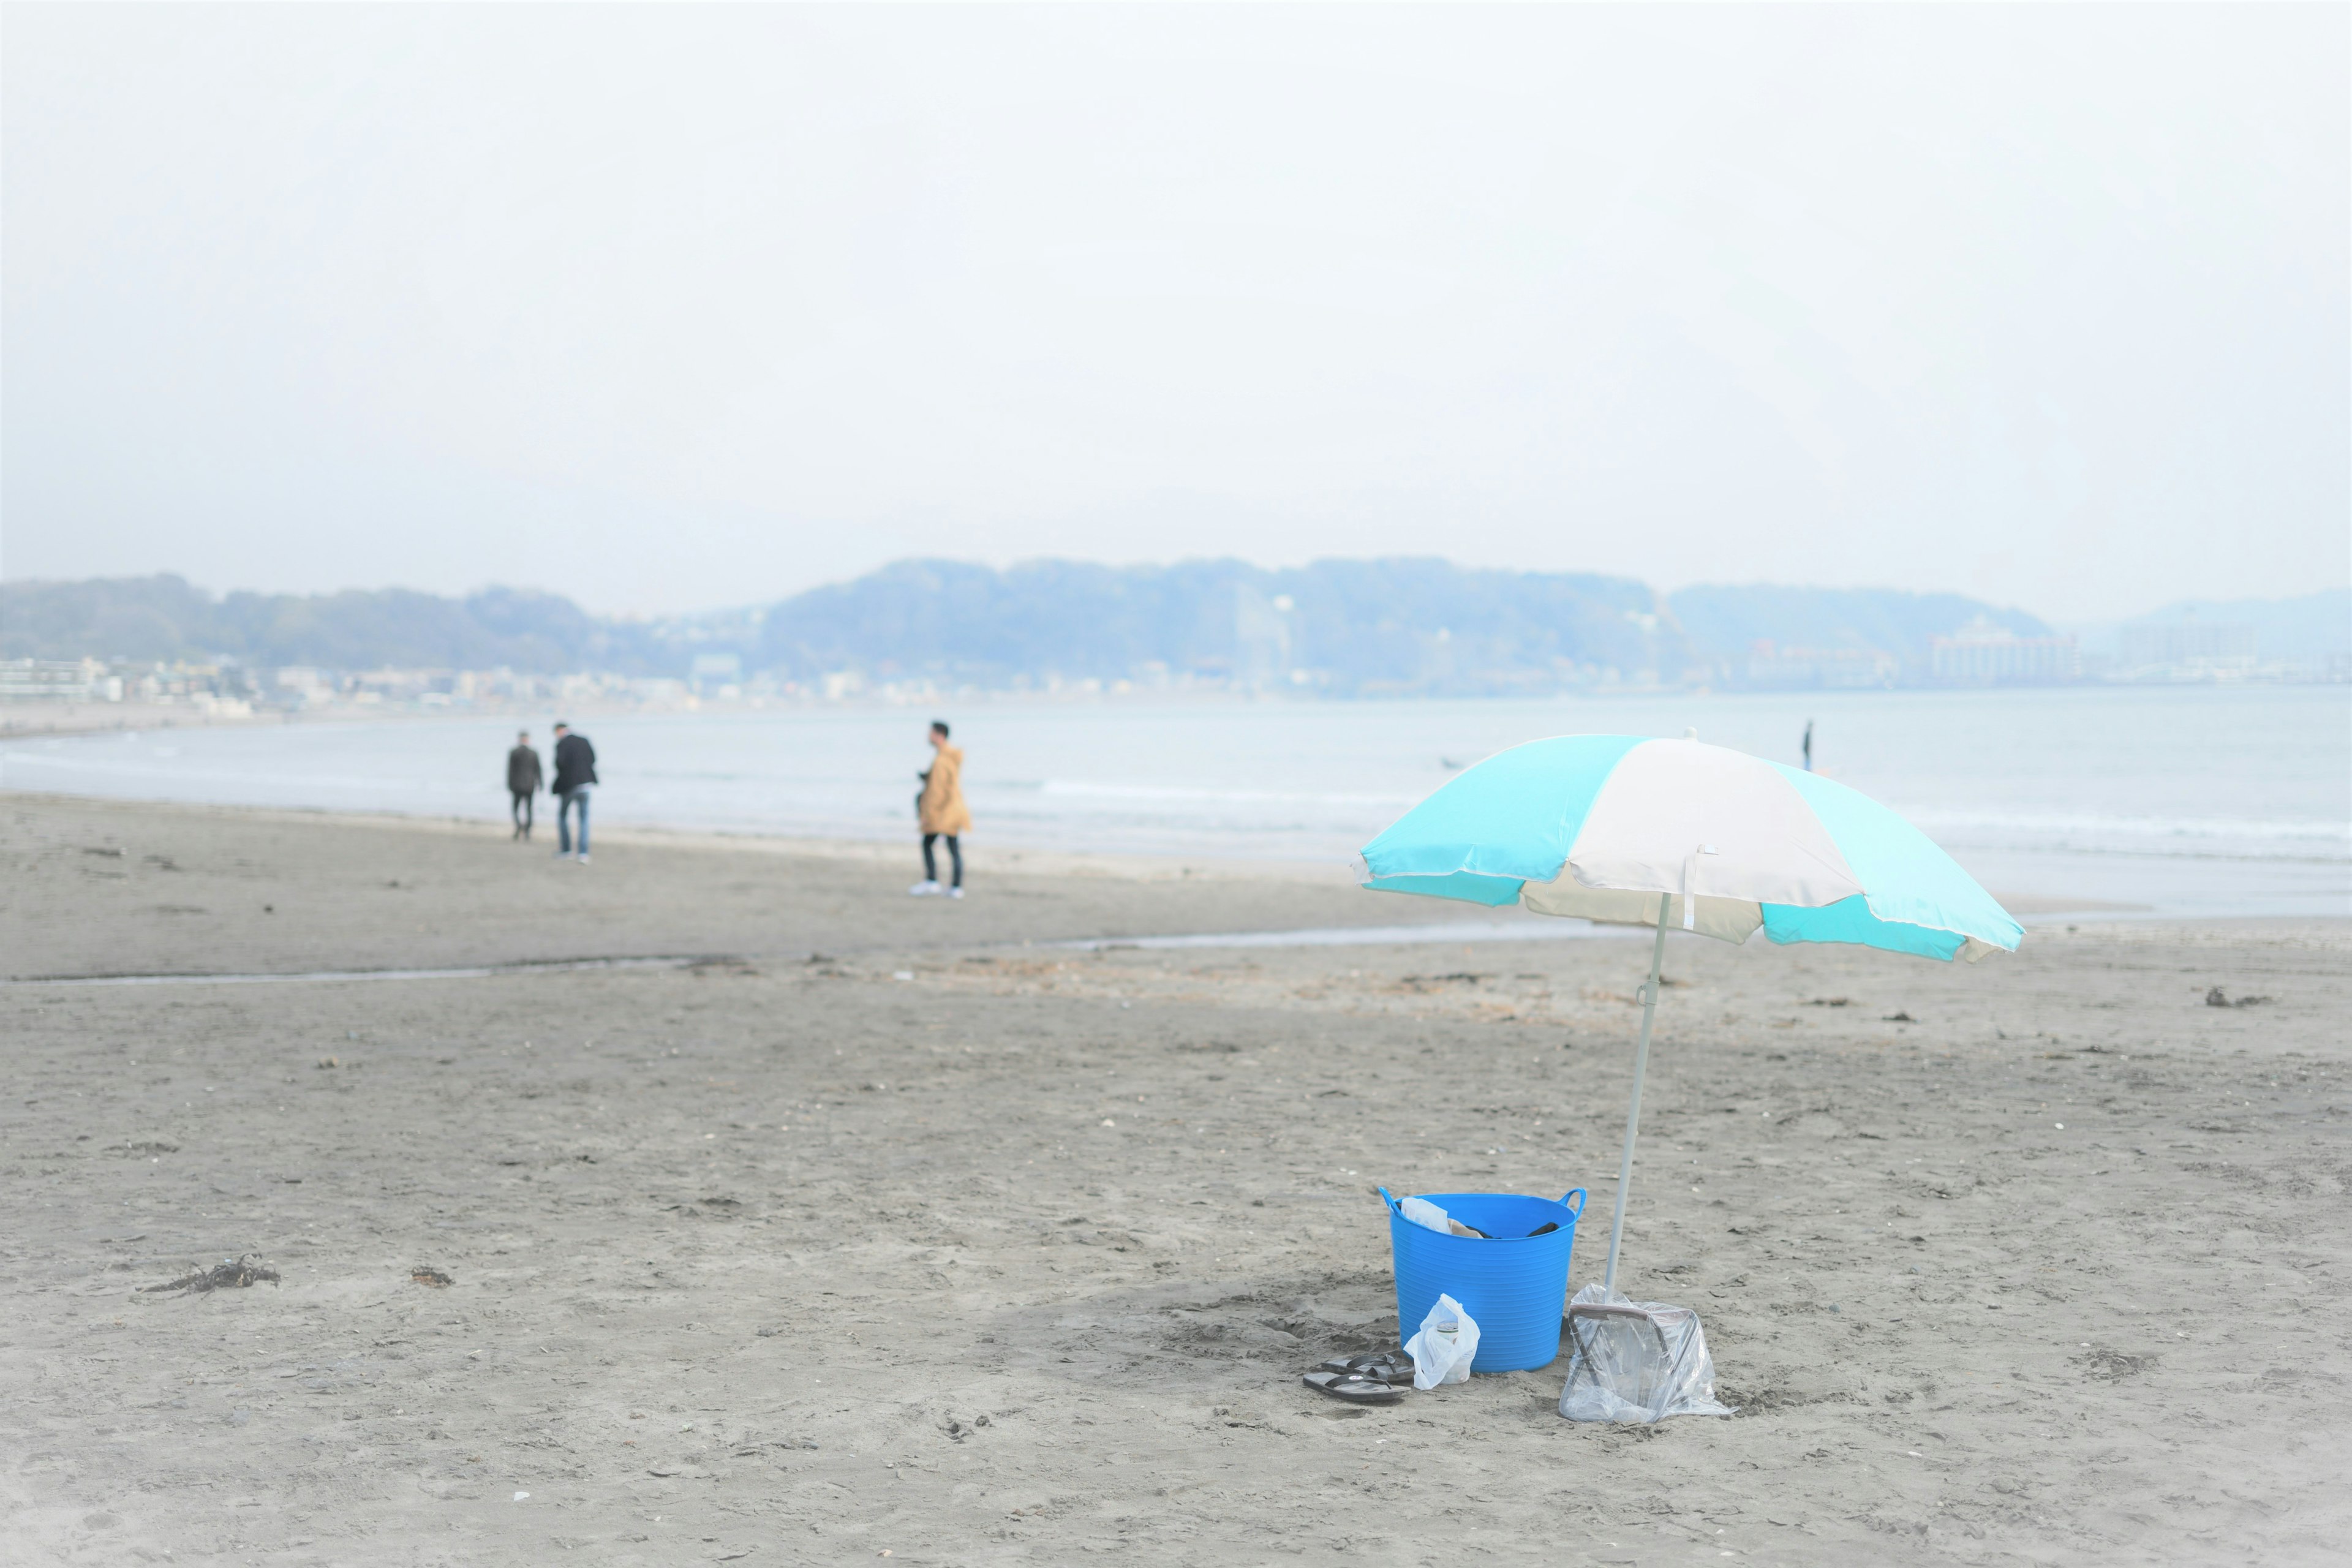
[1355,733,2021,1293]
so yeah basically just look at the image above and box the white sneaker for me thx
[947,886,964,899]
[575,854,591,864]
[909,880,941,897]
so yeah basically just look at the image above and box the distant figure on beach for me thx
[506,730,543,840]
[1801,720,1814,773]
[550,722,597,863]
[910,720,969,899]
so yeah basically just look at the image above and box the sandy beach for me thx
[2,792,2346,1566]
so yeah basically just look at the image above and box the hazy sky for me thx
[4,5,2345,622]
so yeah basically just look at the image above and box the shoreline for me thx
[7,674,2348,743]
[3,685,1695,742]
[9,691,2344,924]
[0,788,2216,928]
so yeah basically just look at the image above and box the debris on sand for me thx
[2075,1347,2158,1381]
[412,1267,454,1287]
[1883,1011,1917,1023]
[143,1255,280,1294]
[2206,986,2272,1009]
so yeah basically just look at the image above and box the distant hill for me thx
[4,562,2061,692]
[2100,588,2351,665]
[754,557,1672,694]
[1665,585,2052,677]
[0,575,670,674]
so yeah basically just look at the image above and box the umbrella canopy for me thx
[1356,733,2021,1300]
[1354,734,2022,960]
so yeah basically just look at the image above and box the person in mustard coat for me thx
[911,720,970,898]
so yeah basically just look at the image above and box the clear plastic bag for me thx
[1557,1282,1735,1423]
[1403,1293,1480,1390]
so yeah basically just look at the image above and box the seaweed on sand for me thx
[143,1255,280,1294]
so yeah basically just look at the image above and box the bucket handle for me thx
[1382,1187,1584,1221]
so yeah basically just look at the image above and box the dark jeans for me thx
[922,832,962,888]
[511,791,534,837]
[559,787,590,855]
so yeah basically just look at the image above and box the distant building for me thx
[1743,641,1898,690]
[2117,622,2258,680]
[274,666,336,706]
[350,668,452,704]
[688,653,743,694]
[1233,585,1295,690]
[1929,618,2079,685]
[0,658,121,702]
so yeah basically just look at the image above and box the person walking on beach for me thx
[507,730,543,840]
[551,722,597,863]
[1801,719,1814,773]
[910,720,970,899]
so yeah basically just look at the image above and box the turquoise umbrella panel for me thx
[1355,735,2021,961]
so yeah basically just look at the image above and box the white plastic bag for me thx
[1397,1197,1490,1238]
[1403,1293,1480,1390]
[1399,1197,1453,1236]
[1556,1281,1735,1423]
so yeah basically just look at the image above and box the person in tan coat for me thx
[911,721,970,898]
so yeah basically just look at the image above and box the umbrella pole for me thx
[1603,893,1672,1295]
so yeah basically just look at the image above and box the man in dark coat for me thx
[507,730,543,840]
[550,723,598,862]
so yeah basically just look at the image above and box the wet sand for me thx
[3,794,2347,1566]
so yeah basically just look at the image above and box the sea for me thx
[4,685,2345,922]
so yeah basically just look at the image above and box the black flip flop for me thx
[1301,1370,1403,1404]
[1319,1353,1414,1385]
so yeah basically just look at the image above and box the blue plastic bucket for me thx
[1380,1187,1586,1372]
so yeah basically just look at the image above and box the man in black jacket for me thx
[550,723,598,862]
[507,731,543,840]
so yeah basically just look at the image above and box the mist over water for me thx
[6,686,2345,921]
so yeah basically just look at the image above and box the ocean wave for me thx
[0,750,479,797]
[1031,778,1421,809]
[1901,805,2349,849]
